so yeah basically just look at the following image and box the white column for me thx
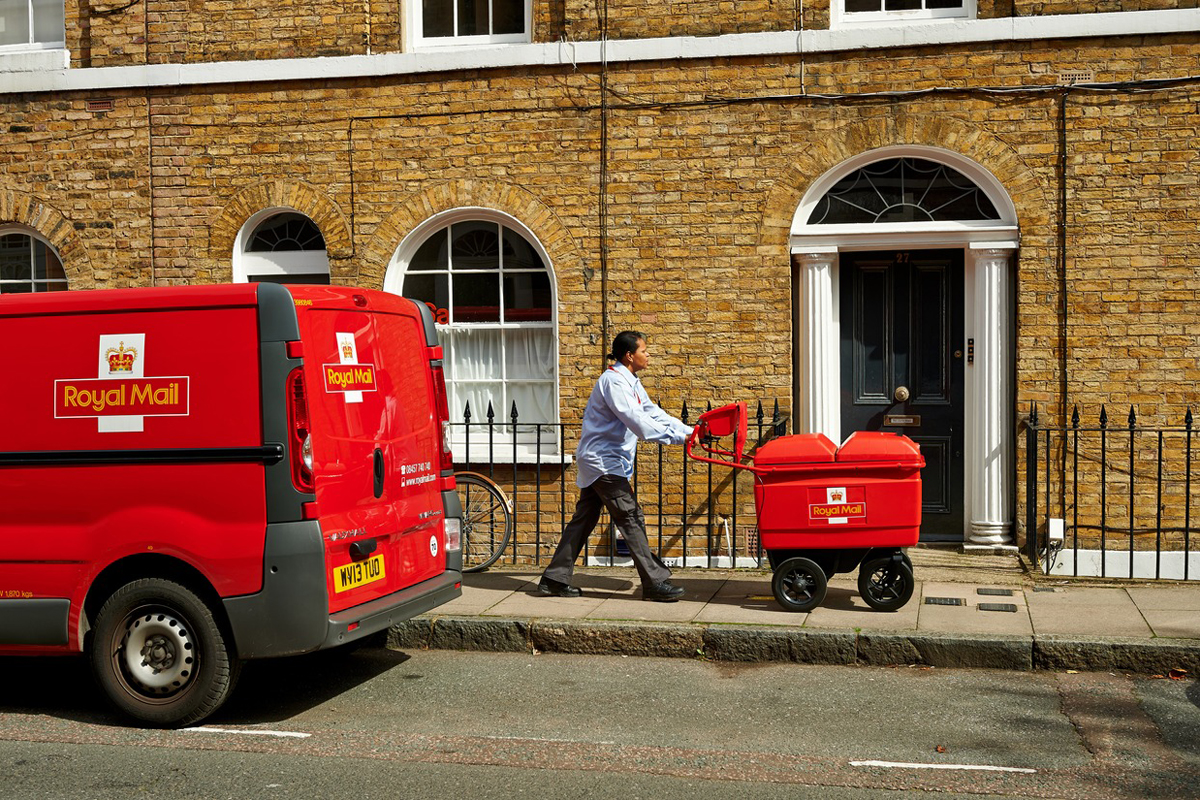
[965,243,1016,549]
[795,249,840,442]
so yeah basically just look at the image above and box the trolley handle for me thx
[686,402,757,473]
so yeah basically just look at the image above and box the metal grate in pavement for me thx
[977,587,1014,597]
[978,603,1019,613]
[925,597,965,606]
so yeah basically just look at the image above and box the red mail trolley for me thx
[688,402,925,612]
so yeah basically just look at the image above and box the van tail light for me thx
[430,361,454,472]
[286,368,315,493]
[444,516,461,553]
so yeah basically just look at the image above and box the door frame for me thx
[788,147,1019,548]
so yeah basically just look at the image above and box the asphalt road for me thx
[1,645,1198,799]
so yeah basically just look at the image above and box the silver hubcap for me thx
[121,612,194,693]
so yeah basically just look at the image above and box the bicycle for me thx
[453,471,514,572]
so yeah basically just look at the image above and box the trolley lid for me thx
[753,433,838,466]
[836,430,923,464]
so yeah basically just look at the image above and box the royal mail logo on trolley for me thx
[809,486,867,525]
[324,332,376,403]
[54,334,190,432]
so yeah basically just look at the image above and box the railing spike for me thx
[1099,405,1108,428]
[755,400,764,425]
[1128,405,1137,429]
[463,401,472,423]
[1187,407,1194,428]
[511,400,519,423]
[1030,402,1038,426]
[681,400,689,423]
[486,401,495,422]
[1071,403,1080,428]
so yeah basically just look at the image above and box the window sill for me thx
[0,47,69,72]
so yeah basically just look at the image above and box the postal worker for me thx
[538,330,693,602]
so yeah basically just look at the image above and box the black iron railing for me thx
[451,398,789,568]
[1024,404,1197,580]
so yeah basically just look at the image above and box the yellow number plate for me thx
[333,554,386,593]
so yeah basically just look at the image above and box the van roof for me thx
[0,284,422,319]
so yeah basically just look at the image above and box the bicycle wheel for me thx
[455,472,513,572]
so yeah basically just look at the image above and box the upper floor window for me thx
[0,228,67,294]
[835,0,973,26]
[233,210,331,285]
[0,0,65,50]
[408,0,530,48]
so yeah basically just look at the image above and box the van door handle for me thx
[373,449,385,498]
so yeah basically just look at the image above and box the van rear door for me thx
[293,289,446,614]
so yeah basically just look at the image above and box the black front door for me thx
[839,249,965,541]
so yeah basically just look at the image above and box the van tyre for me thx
[90,578,240,728]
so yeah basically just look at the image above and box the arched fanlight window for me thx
[234,210,331,284]
[807,158,1001,225]
[0,228,67,294]
[388,213,558,460]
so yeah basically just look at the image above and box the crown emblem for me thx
[830,489,843,502]
[341,343,354,360]
[106,342,138,373]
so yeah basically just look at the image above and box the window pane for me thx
[505,328,554,380]
[494,0,524,35]
[409,228,448,271]
[447,327,501,381]
[926,0,964,7]
[33,0,63,43]
[453,272,500,322]
[402,272,450,321]
[423,0,453,37]
[501,226,544,271]
[33,239,64,280]
[507,382,555,424]
[503,272,551,322]
[884,0,922,9]
[451,221,499,270]
[0,0,31,47]
[0,234,31,282]
[456,0,489,36]
[844,0,881,11]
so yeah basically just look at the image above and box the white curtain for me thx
[443,326,555,427]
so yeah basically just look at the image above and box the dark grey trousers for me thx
[542,475,671,587]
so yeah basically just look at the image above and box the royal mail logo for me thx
[323,363,377,394]
[56,333,190,432]
[808,486,867,524]
[55,378,190,418]
[106,341,138,373]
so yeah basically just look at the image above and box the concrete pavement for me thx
[390,548,1200,674]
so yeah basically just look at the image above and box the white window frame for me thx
[0,0,66,70]
[405,0,532,50]
[832,0,975,28]
[232,208,331,284]
[0,224,67,293]
[385,208,562,464]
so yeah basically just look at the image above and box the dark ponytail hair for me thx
[607,330,645,363]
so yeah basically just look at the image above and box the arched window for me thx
[0,227,66,293]
[233,210,330,284]
[387,212,558,460]
[807,157,1001,225]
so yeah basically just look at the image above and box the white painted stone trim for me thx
[795,250,841,441]
[1,9,1194,92]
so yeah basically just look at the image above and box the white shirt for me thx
[574,363,694,488]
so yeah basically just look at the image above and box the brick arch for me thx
[208,180,352,264]
[0,190,94,289]
[359,180,584,290]
[758,113,1051,250]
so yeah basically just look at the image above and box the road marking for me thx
[851,760,1036,774]
[185,727,311,739]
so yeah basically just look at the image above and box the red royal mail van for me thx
[0,283,462,726]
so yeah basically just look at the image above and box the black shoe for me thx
[537,577,582,598]
[642,581,685,602]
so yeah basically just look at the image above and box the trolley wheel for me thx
[857,554,915,612]
[771,557,828,613]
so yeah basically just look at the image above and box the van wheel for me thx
[90,578,240,728]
